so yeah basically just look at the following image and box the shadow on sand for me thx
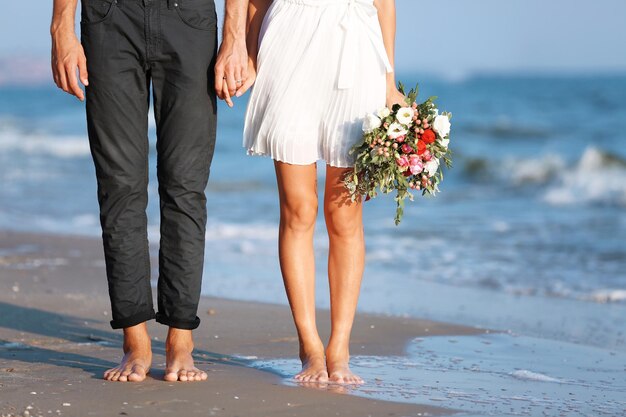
[0,301,266,380]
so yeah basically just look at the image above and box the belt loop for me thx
[167,0,174,9]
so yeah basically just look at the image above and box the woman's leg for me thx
[323,165,365,384]
[274,161,328,382]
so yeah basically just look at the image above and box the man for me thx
[50,0,248,382]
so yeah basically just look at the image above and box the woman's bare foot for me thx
[164,328,208,382]
[295,341,329,383]
[295,355,329,383]
[326,345,364,385]
[104,323,152,382]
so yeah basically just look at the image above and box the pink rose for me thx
[401,144,413,154]
[409,155,423,175]
[422,150,432,161]
[396,156,409,168]
[410,165,423,175]
[395,135,405,143]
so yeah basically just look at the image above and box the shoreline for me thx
[0,230,483,416]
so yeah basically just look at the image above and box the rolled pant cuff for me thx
[110,310,156,329]
[155,313,201,330]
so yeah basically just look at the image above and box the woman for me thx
[241,0,404,384]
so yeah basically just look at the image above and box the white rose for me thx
[387,122,408,139]
[433,115,451,138]
[377,107,391,119]
[396,107,415,126]
[439,138,450,149]
[362,113,382,133]
[424,158,440,177]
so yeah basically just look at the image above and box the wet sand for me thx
[0,230,483,417]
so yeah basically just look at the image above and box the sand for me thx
[0,230,483,417]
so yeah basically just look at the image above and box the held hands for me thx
[237,57,257,98]
[51,28,89,101]
[214,36,252,107]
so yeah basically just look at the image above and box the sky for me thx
[1,0,625,77]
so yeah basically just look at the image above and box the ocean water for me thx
[1,75,626,412]
[247,333,626,416]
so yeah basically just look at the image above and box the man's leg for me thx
[82,0,154,381]
[150,1,218,381]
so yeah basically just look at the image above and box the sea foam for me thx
[543,147,626,207]
[0,126,90,158]
[510,369,564,383]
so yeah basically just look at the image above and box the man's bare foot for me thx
[326,345,364,385]
[295,341,328,383]
[104,323,152,382]
[164,328,207,382]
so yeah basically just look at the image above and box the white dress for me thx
[243,0,392,168]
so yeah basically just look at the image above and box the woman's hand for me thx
[235,57,257,97]
[386,84,407,109]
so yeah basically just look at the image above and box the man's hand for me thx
[214,36,248,108]
[51,28,88,101]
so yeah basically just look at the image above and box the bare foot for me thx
[164,328,207,382]
[295,342,328,383]
[295,355,329,383]
[104,323,152,382]
[326,346,363,385]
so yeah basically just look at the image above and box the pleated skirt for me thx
[243,0,390,168]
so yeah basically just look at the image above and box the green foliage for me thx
[344,83,453,225]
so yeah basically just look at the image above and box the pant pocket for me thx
[81,0,117,25]
[173,0,217,31]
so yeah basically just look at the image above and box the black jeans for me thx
[81,0,218,330]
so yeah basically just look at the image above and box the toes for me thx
[104,367,118,380]
[164,371,179,382]
[128,365,147,382]
[330,374,345,384]
[118,368,132,382]
[317,373,329,383]
[296,369,329,384]
[127,372,143,382]
[165,368,202,382]
[192,370,205,381]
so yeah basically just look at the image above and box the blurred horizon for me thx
[1,0,626,86]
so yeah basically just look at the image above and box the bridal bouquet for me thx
[344,84,452,225]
